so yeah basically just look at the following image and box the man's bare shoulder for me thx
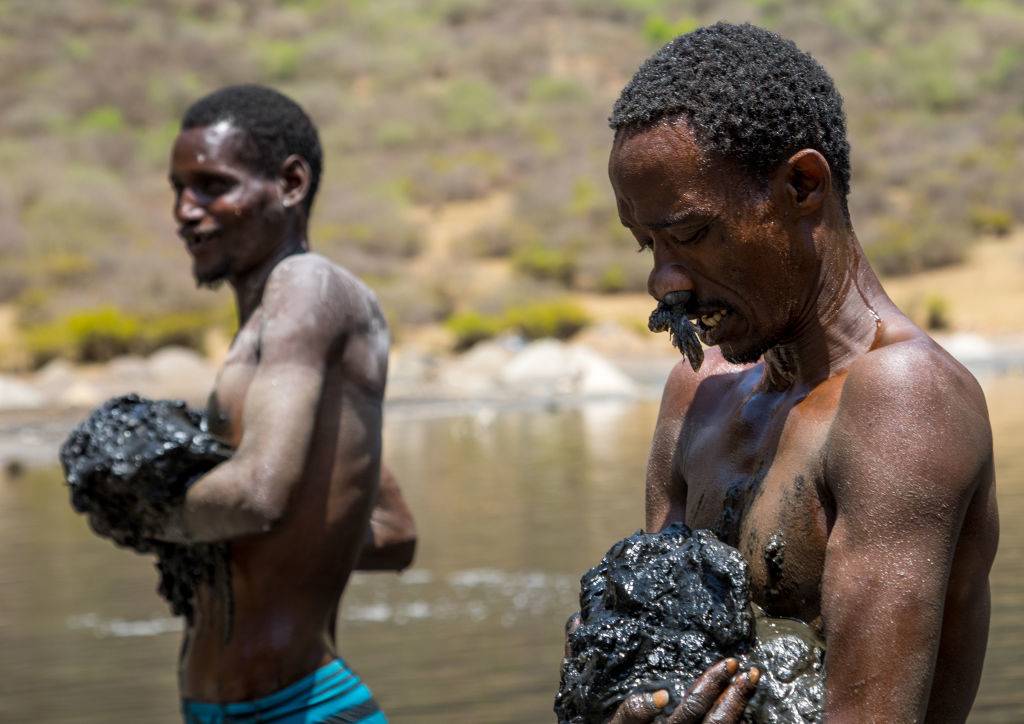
[828,334,992,502]
[841,334,989,433]
[658,347,755,422]
[262,253,387,338]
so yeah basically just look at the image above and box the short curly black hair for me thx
[611,23,851,216]
[181,84,323,214]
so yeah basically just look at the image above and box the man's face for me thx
[169,122,287,287]
[608,120,810,365]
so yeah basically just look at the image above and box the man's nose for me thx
[174,188,204,224]
[648,261,695,301]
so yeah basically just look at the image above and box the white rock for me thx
[148,346,213,380]
[59,380,104,408]
[499,340,638,397]
[935,333,995,362]
[33,358,75,389]
[0,375,45,410]
[146,347,216,402]
[438,338,518,395]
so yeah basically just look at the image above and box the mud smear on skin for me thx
[60,395,233,623]
[649,291,704,372]
[555,524,824,723]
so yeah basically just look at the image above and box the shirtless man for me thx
[157,84,415,723]
[591,23,998,723]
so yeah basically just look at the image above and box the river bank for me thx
[3,325,1024,473]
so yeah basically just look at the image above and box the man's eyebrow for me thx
[644,212,709,230]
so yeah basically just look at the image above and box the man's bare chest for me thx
[206,311,262,447]
[679,383,841,623]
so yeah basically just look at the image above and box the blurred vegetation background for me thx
[0,0,1022,367]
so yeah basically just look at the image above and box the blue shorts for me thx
[181,659,387,723]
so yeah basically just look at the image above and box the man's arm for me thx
[645,357,714,531]
[355,464,417,571]
[158,262,343,543]
[820,346,992,722]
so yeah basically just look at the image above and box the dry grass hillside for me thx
[0,0,1022,367]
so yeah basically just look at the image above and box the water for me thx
[1,376,1022,722]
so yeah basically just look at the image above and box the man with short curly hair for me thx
[157,84,415,723]
[598,23,997,722]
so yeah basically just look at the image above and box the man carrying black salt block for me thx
[139,85,415,723]
[580,22,998,723]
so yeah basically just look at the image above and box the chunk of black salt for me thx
[59,394,233,621]
[555,524,824,723]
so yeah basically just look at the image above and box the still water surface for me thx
[1,375,1022,722]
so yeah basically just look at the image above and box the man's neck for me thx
[230,234,308,326]
[762,237,882,391]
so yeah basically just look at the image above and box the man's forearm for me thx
[150,460,283,544]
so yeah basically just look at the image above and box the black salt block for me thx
[59,394,233,620]
[555,524,824,723]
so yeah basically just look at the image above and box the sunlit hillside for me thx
[1,0,1022,367]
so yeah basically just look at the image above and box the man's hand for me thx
[606,661,760,724]
[563,613,760,724]
[355,465,416,571]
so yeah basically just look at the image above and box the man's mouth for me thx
[649,292,736,372]
[180,228,218,253]
[692,307,732,346]
[695,308,729,330]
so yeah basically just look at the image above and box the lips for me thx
[180,228,218,254]
[690,307,731,345]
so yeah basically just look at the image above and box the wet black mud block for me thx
[60,394,232,620]
[555,524,824,723]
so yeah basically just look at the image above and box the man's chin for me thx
[193,264,229,290]
[720,339,771,365]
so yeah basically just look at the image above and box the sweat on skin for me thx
[144,84,417,716]
[578,21,999,721]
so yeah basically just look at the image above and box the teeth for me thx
[699,309,727,328]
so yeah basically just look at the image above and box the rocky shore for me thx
[2,324,1022,473]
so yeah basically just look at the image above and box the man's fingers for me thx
[565,611,582,637]
[702,668,761,724]
[666,659,738,723]
[607,689,671,724]
[563,612,582,657]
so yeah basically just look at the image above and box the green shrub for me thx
[445,299,591,350]
[439,79,505,136]
[597,264,627,293]
[575,250,651,293]
[21,305,229,367]
[144,310,219,351]
[445,310,504,351]
[258,40,303,81]
[527,76,589,104]
[77,105,125,134]
[513,245,575,285]
[568,177,601,217]
[868,217,966,276]
[503,299,590,340]
[968,205,1014,236]
[643,14,699,46]
[374,120,420,148]
[24,306,142,365]
[405,150,509,204]
[924,294,951,331]
[34,251,98,284]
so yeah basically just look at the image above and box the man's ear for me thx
[774,149,831,217]
[278,154,311,210]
